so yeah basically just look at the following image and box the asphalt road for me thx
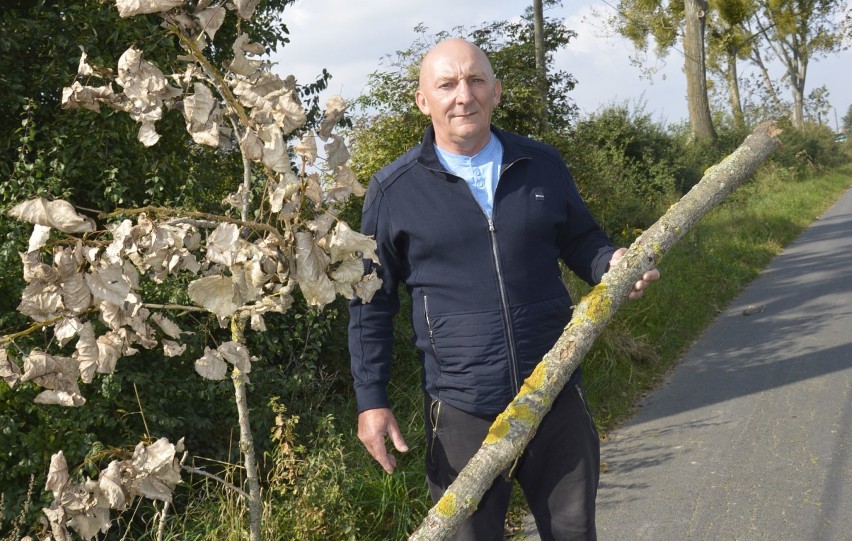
[515,185,852,540]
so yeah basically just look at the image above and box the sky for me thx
[267,0,852,132]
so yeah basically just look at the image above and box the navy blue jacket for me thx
[349,126,616,415]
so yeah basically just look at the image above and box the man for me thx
[349,38,659,540]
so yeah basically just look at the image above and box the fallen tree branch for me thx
[409,121,783,540]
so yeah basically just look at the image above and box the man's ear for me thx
[493,79,503,107]
[415,90,430,115]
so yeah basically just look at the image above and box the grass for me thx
[579,162,852,433]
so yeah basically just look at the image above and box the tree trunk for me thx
[231,316,263,541]
[724,48,745,131]
[533,0,549,134]
[683,0,717,142]
[407,121,782,541]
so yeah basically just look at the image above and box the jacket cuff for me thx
[354,384,392,413]
[592,246,618,284]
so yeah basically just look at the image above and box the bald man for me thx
[349,38,658,541]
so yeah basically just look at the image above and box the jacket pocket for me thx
[426,307,509,407]
[423,295,443,368]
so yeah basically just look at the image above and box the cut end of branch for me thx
[754,120,783,139]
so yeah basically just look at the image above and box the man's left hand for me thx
[609,247,661,300]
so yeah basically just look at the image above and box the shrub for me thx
[563,102,680,241]
[771,120,848,175]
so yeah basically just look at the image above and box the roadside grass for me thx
[577,162,852,433]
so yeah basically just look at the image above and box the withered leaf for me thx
[46,451,69,498]
[328,221,379,264]
[234,0,261,19]
[74,323,98,383]
[294,231,329,283]
[324,134,350,169]
[85,266,132,306]
[9,198,95,234]
[194,347,228,380]
[18,282,63,322]
[162,340,186,358]
[99,461,127,510]
[68,505,110,540]
[187,275,241,318]
[318,95,346,140]
[294,133,317,165]
[354,270,382,303]
[116,0,185,17]
[28,224,52,253]
[195,4,226,40]
[1,347,21,388]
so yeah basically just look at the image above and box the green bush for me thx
[771,120,848,175]
[563,103,680,241]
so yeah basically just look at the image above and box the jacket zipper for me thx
[487,218,521,394]
[489,159,525,395]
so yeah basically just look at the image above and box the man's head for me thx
[415,38,502,156]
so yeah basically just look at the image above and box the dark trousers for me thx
[424,383,600,541]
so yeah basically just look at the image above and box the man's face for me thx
[416,40,502,155]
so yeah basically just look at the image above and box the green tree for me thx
[610,0,718,142]
[843,103,852,133]
[706,0,758,131]
[746,0,850,129]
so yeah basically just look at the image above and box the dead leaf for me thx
[187,275,241,318]
[115,0,185,17]
[1,348,21,388]
[327,221,378,264]
[294,133,317,165]
[194,347,228,380]
[9,198,95,234]
[324,134,350,169]
[318,95,346,140]
[46,451,69,498]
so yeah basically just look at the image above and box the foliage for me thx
[576,162,852,430]
[753,0,849,128]
[843,103,852,134]
[565,102,680,240]
[769,119,848,174]
[609,0,717,141]
[1,1,375,540]
[468,0,579,141]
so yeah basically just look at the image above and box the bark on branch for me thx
[408,121,783,541]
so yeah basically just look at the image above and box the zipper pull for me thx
[488,220,495,232]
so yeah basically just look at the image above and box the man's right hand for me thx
[357,407,410,474]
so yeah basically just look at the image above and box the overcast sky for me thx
[268,0,852,131]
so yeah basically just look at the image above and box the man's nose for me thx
[455,80,472,103]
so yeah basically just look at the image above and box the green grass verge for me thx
[579,163,852,433]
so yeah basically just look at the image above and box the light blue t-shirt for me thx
[435,134,504,218]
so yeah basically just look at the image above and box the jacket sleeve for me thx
[556,164,617,285]
[348,178,402,412]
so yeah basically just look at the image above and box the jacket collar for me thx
[416,125,529,173]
